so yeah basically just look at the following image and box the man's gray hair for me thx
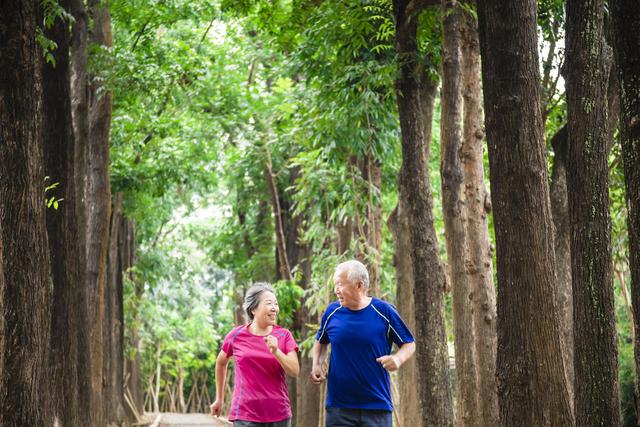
[242,282,275,321]
[335,260,369,288]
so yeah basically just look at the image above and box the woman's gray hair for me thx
[242,282,275,321]
[335,260,369,288]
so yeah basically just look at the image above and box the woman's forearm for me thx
[215,351,229,401]
[274,349,300,377]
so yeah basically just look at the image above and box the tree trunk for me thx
[41,0,81,423]
[566,1,620,424]
[0,2,52,423]
[394,2,454,425]
[336,217,353,255]
[69,0,92,421]
[611,0,640,417]
[388,64,438,427]
[441,2,479,425]
[388,199,418,427]
[124,219,144,421]
[266,147,292,281]
[476,0,574,425]
[460,6,498,426]
[129,236,144,418]
[548,125,574,408]
[0,229,3,412]
[357,153,383,296]
[106,194,126,424]
[296,243,321,427]
[86,1,114,424]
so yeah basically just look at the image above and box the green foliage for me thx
[44,176,64,210]
[106,0,630,413]
[36,0,75,65]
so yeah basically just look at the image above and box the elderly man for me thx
[311,260,416,427]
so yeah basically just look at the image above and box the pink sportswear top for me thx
[222,324,298,422]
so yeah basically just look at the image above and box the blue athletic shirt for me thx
[315,298,415,411]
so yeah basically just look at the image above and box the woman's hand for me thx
[264,334,279,354]
[210,399,223,416]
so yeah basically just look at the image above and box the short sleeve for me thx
[385,304,415,347]
[221,326,243,357]
[316,304,339,344]
[281,329,299,354]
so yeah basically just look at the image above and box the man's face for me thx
[333,269,361,308]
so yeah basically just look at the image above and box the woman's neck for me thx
[249,322,273,336]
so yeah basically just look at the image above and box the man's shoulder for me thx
[370,298,398,312]
[324,301,342,313]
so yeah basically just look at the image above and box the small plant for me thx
[44,176,64,210]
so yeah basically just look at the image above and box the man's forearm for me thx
[394,341,416,367]
[312,341,328,369]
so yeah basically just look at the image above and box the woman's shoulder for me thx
[224,324,248,340]
[272,324,295,337]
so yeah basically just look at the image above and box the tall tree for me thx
[0,1,52,424]
[566,0,620,423]
[41,0,83,424]
[106,194,126,424]
[611,0,640,414]
[460,4,498,425]
[389,56,439,427]
[86,0,114,423]
[440,0,479,424]
[69,0,93,422]
[295,244,321,427]
[476,0,574,424]
[393,1,454,425]
[357,153,383,297]
[549,124,573,403]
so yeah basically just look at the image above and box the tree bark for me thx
[611,1,640,418]
[265,146,292,281]
[0,2,52,423]
[69,0,92,420]
[548,125,574,406]
[41,0,82,423]
[389,198,419,427]
[476,0,574,425]
[460,5,498,426]
[441,2,479,425]
[106,194,126,424]
[394,2,454,425]
[295,243,321,427]
[388,64,438,427]
[357,153,383,296]
[566,1,620,424]
[86,1,113,424]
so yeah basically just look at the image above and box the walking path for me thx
[144,413,232,427]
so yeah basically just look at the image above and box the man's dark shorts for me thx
[325,407,392,427]
[233,419,291,427]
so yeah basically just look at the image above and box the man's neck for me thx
[347,295,372,311]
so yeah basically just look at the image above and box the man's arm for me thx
[376,341,416,372]
[310,340,329,384]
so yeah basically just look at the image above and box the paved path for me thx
[145,413,232,427]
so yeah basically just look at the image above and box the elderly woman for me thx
[210,283,299,427]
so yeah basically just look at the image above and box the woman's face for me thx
[252,291,279,327]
